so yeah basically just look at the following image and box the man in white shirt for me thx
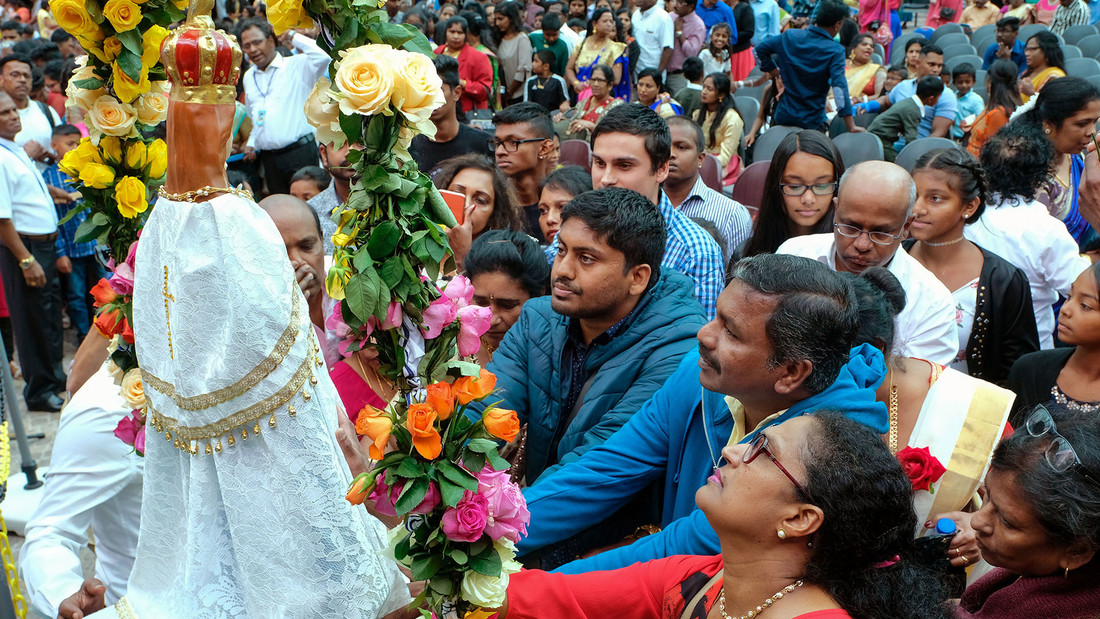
[633,0,674,74]
[240,19,329,194]
[0,91,66,411]
[778,161,957,365]
[20,365,143,619]
[1,54,60,171]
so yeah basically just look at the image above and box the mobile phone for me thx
[439,189,466,226]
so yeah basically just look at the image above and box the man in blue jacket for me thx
[515,254,889,572]
[470,187,706,487]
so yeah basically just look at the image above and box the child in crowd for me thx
[699,22,732,77]
[881,62,908,97]
[869,75,944,162]
[952,63,984,140]
[525,49,570,112]
[567,17,586,35]
[288,165,331,202]
[530,11,569,76]
[673,57,705,119]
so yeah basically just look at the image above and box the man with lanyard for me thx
[0,91,65,412]
[240,18,329,195]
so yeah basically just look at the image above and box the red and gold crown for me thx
[161,0,243,105]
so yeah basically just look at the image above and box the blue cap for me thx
[935,518,957,535]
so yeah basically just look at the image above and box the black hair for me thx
[0,53,31,74]
[290,165,332,191]
[838,18,861,50]
[51,123,81,139]
[567,17,586,31]
[591,103,671,173]
[905,38,926,54]
[534,48,556,67]
[432,154,525,233]
[462,1,487,21]
[814,0,850,28]
[42,58,62,82]
[637,67,667,99]
[744,130,844,257]
[692,72,738,155]
[0,20,22,34]
[916,75,945,99]
[494,1,524,35]
[728,254,858,393]
[541,10,562,31]
[912,148,988,224]
[403,7,435,39]
[666,116,705,153]
[887,62,908,75]
[986,58,1022,115]
[238,17,276,41]
[465,228,551,298]
[541,164,592,196]
[1022,76,1100,133]
[559,187,667,285]
[847,32,874,58]
[995,15,1020,31]
[49,28,75,43]
[1027,31,1065,73]
[586,7,619,39]
[979,120,1054,203]
[951,63,975,81]
[991,405,1100,555]
[843,267,906,352]
[492,102,554,139]
[30,66,42,92]
[589,63,614,84]
[800,413,950,619]
[920,43,944,58]
[707,22,732,60]
[433,53,461,89]
[682,56,704,82]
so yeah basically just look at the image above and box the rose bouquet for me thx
[896,446,947,494]
[348,369,526,617]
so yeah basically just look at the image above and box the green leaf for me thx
[428,576,455,595]
[461,450,486,474]
[410,553,443,581]
[425,186,457,228]
[394,456,425,479]
[394,476,429,514]
[74,218,105,244]
[343,269,381,323]
[57,202,90,227]
[367,221,401,258]
[71,78,104,90]
[332,15,361,53]
[394,533,411,560]
[360,165,389,191]
[379,256,405,288]
[403,34,435,57]
[116,28,143,56]
[486,449,510,471]
[468,545,503,576]
[446,359,483,378]
[425,237,447,264]
[438,477,465,508]
[393,176,419,198]
[449,548,469,564]
[466,439,498,454]
[438,459,479,491]
[116,48,143,83]
[339,112,363,146]
[371,21,418,49]
[365,113,388,148]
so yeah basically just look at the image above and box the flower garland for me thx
[53,0,184,455]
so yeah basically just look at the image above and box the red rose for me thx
[896,446,947,493]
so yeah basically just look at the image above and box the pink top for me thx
[329,360,387,422]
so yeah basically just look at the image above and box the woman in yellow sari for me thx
[845,34,887,102]
[1019,32,1065,103]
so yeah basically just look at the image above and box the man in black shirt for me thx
[410,55,493,175]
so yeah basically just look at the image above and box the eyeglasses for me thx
[588,77,608,84]
[833,222,905,246]
[1025,406,1100,488]
[488,138,547,152]
[743,432,815,503]
[780,182,837,197]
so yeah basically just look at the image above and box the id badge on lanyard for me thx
[256,109,266,127]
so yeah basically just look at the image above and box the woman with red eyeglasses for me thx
[490,413,949,619]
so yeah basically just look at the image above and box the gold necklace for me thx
[718,580,804,619]
[355,352,395,400]
[923,236,966,247]
[888,366,899,454]
[1053,154,1072,187]
[158,185,253,202]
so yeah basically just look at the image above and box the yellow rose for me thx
[59,137,101,176]
[170,0,188,9]
[391,50,445,126]
[111,61,150,105]
[303,78,345,148]
[333,45,396,117]
[124,140,147,171]
[114,176,148,218]
[107,334,121,354]
[52,0,97,39]
[80,162,116,189]
[120,368,146,409]
[141,26,169,68]
[134,92,167,126]
[268,0,314,35]
[103,0,142,32]
[88,95,137,137]
[99,136,123,164]
[103,36,123,61]
[146,139,167,179]
[66,60,106,112]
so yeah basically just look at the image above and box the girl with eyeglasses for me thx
[1007,262,1100,426]
[904,148,1039,386]
[957,404,1100,618]
[491,414,950,619]
[741,130,842,258]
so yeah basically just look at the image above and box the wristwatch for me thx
[19,255,36,270]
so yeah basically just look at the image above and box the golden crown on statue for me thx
[160,0,243,105]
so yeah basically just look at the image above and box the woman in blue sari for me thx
[636,68,683,119]
[565,8,630,101]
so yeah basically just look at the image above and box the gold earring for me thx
[1065,567,1071,578]
[1045,128,1051,134]
[777,529,787,540]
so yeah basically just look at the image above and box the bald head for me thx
[838,161,916,219]
[260,194,323,238]
[831,162,915,274]
[259,194,326,299]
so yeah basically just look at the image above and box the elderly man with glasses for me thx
[778,160,957,365]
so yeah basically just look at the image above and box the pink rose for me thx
[421,295,458,339]
[477,466,530,542]
[443,275,475,307]
[383,300,403,330]
[441,490,489,542]
[113,409,142,447]
[456,304,492,357]
[369,476,441,516]
[107,239,138,295]
[133,424,146,455]
[326,301,351,339]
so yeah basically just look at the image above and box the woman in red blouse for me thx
[435,16,494,116]
[499,414,950,619]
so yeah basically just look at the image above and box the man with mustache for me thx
[778,160,956,365]
[515,253,888,572]
[467,187,705,499]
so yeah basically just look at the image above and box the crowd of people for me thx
[3,0,1100,616]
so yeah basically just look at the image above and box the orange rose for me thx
[90,278,117,308]
[425,381,455,420]
[354,405,392,461]
[483,407,520,442]
[346,472,372,505]
[452,369,497,405]
[406,402,442,459]
[94,307,123,338]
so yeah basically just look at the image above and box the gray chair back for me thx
[934,32,970,49]
[970,23,996,43]
[750,125,800,165]
[941,43,977,59]
[1078,34,1100,59]
[895,137,960,172]
[930,23,965,42]
[1062,24,1098,46]
[1063,45,1083,60]
[733,96,760,137]
[1067,57,1100,78]
[945,54,985,74]
[833,131,885,167]
[1019,24,1050,41]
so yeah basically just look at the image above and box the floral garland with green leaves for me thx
[52,0,185,454]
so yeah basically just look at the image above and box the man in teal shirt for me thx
[530,12,570,76]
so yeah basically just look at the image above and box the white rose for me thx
[106,334,121,355]
[106,359,125,385]
[135,92,168,126]
[120,368,146,410]
[459,571,510,608]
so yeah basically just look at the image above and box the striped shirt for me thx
[1050,0,1089,36]
[674,176,753,262]
[43,164,97,259]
